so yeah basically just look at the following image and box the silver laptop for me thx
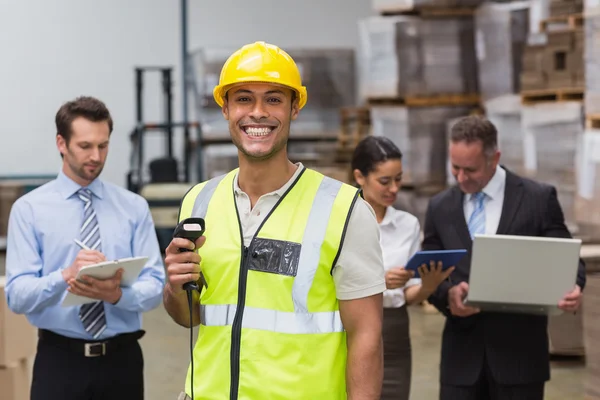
[464,234,582,316]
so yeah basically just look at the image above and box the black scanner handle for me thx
[173,217,206,292]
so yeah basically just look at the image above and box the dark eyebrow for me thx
[232,89,285,96]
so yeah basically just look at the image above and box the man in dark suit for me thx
[424,115,585,400]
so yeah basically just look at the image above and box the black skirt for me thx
[382,305,412,400]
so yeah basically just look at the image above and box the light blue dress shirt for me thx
[5,170,166,340]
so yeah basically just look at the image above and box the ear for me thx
[353,169,366,186]
[490,149,501,168]
[221,100,229,120]
[290,96,300,121]
[56,134,67,156]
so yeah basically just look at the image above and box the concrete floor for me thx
[140,305,586,400]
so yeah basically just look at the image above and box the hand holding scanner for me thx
[172,217,206,292]
[172,217,205,400]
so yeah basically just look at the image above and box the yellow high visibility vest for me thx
[178,167,359,399]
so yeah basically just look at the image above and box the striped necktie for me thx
[468,191,486,239]
[77,188,107,339]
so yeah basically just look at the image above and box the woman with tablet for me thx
[351,136,454,400]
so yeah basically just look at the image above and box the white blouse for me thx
[378,206,422,308]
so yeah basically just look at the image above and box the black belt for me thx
[38,329,145,358]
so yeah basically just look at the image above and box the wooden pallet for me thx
[586,114,600,129]
[368,93,480,107]
[520,87,584,104]
[539,13,583,32]
[335,107,371,162]
[379,7,475,17]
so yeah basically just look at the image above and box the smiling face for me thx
[449,140,499,194]
[354,159,403,209]
[57,117,110,186]
[221,83,299,161]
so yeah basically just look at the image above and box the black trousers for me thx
[382,305,412,400]
[31,330,145,400]
[440,355,544,400]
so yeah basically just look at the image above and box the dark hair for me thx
[55,96,113,143]
[450,115,498,156]
[351,136,403,177]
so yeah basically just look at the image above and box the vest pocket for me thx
[247,238,301,277]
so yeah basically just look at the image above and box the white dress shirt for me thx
[463,165,506,235]
[379,206,422,308]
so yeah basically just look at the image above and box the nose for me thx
[249,100,269,120]
[456,170,467,183]
[90,147,101,162]
[389,182,400,194]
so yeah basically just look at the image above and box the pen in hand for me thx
[73,239,91,251]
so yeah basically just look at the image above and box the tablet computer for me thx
[405,249,467,278]
[62,256,148,307]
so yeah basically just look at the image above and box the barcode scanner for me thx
[173,217,206,292]
[172,217,205,400]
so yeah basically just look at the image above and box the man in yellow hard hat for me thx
[163,41,386,399]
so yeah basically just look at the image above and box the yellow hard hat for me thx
[213,41,307,109]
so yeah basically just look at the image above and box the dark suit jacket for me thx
[423,168,586,387]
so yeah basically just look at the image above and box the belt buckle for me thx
[84,342,106,357]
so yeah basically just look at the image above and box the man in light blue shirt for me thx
[5,96,165,400]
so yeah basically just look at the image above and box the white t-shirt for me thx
[378,206,422,308]
[233,163,387,301]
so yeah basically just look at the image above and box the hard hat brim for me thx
[213,80,307,109]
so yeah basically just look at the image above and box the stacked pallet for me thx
[511,0,586,232]
[0,277,36,399]
[359,0,483,221]
[521,101,583,230]
[520,0,584,98]
[578,3,600,241]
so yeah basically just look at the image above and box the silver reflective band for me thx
[292,176,342,313]
[191,173,226,218]
[201,304,344,334]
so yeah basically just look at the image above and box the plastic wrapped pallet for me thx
[371,105,472,186]
[475,2,530,101]
[188,47,355,139]
[575,130,600,240]
[585,10,600,115]
[485,95,525,173]
[358,15,478,100]
[372,0,483,12]
[521,102,583,228]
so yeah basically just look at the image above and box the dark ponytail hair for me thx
[351,136,403,178]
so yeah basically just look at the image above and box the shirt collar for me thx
[57,169,104,200]
[465,165,506,202]
[380,206,401,227]
[233,162,305,197]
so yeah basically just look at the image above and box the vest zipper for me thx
[230,243,248,399]
[228,169,305,398]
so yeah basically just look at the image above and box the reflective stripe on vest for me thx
[191,173,226,218]
[192,172,345,333]
[200,304,343,334]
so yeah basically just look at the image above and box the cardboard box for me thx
[0,358,31,400]
[0,277,37,366]
[0,182,25,237]
[520,71,548,90]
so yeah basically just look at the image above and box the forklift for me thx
[127,66,202,251]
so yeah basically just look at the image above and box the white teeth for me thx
[245,127,272,136]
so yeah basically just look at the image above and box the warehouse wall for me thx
[0,0,372,187]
